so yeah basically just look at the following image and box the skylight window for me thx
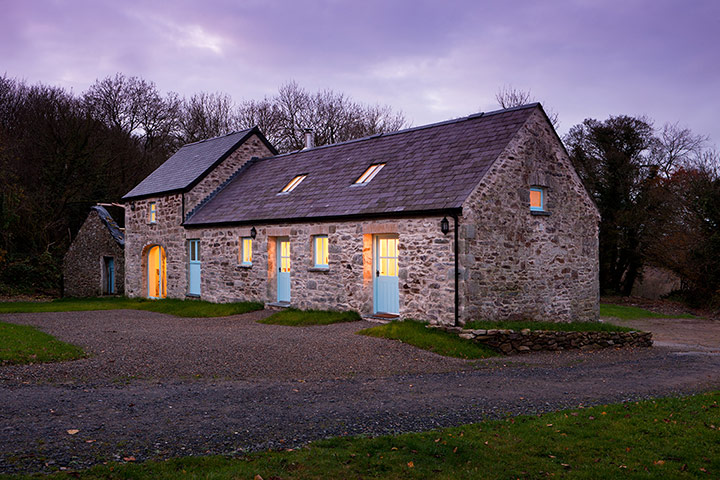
[355,163,385,184]
[280,174,307,193]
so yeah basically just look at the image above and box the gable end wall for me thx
[459,109,599,323]
[184,134,275,215]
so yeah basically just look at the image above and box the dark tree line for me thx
[565,117,719,304]
[0,74,407,294]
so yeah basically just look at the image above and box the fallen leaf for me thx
[66,429,79,435]
[254,475,264,480]
[453,447,458,453]
[85,440,95,444]
[123,456,136,462]
[434,438,440,443]
[391,447,398,451]
[407,461,414,468]
[654,460,665,465]
[546,424,553,427]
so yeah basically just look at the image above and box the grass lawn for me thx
[0,297,263,318]
[0,321,85,365]
[15,391,720,479]
[259,308,361,326]
[358,320,498,359]
[600,303,696,320]
[465,319,635,333]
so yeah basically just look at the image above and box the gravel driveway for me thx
[1,309,719,474]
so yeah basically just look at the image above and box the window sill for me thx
[237,264,253,269]
[308,267,330,273]
[186,293,200,298]
[530,210,551,216]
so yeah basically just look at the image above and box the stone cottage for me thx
[122,104,600,325]
[63,206,125,297]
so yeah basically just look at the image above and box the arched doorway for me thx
[147,245,167,299]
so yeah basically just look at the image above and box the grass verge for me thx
[15,392,720,479]
[465,319,635,332]
[259,308,361,326]
[358,320,498,359]
[0,321,85,365]
[0,297,263,318]
[600,302,696,319]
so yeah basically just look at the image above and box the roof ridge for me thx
[266,103,541,159]
[183,128,253,147]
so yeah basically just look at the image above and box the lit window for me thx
[530,187,545,212]
[314,235,329,268]
[280,174,307,193]
[355,163,385,184]
[239,237,252,265]
[149,202,157,223]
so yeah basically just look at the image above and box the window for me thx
[355,163,385,184]
[313,235,329,268]
[530,187,545,212]
[188,239,200,262]
[280,174,307,193]
[149,202,157,223]
[239,237,252,265]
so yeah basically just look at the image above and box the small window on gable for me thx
[280,174,307,193]
[239,237,252,265]
[530,187,545,212]
[314,235,329,268]
[149,202,157,223]
[355,163,385,184]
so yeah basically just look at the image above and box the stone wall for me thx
[124,194,187,298]
[124,133,273,299]
[184,134,274,215]
[431,325,652,354]
[185,216,456,324]
[457,109,600,323]
[63,210,125,297]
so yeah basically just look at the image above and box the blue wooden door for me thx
[106,257,115,294]
[374,235,399,314]
[277,237,291,303]
[188,239,201,296]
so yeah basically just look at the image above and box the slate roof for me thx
[92,206,125,247]
[183,104,541,226]
[123,128,276,200]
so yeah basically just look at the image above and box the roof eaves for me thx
[183,206,464,229]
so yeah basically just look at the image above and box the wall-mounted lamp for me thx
[130,202,136,211]
[250,227,257,239]
[440,217,450,235]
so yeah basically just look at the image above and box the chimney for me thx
[303,128,314,150]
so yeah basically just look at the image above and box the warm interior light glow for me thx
[530,188,544,210]
[280,175,307,193]
[241,237,252,264]
[355,163,385,184]
[377,237,398,277]
[315,236,329,267]
[280,240,291,272]
[149,202,157,223]
[148,245,167,299]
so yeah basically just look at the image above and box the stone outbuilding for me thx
[122,104,600,325]
[63,206,125,297]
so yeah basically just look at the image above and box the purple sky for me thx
[2,0,718,145]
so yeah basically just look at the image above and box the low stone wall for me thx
[431,325,652,354]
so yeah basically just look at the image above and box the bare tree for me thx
[495,86,560,129]
[178,92,239,144]
[238,81,408,153]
